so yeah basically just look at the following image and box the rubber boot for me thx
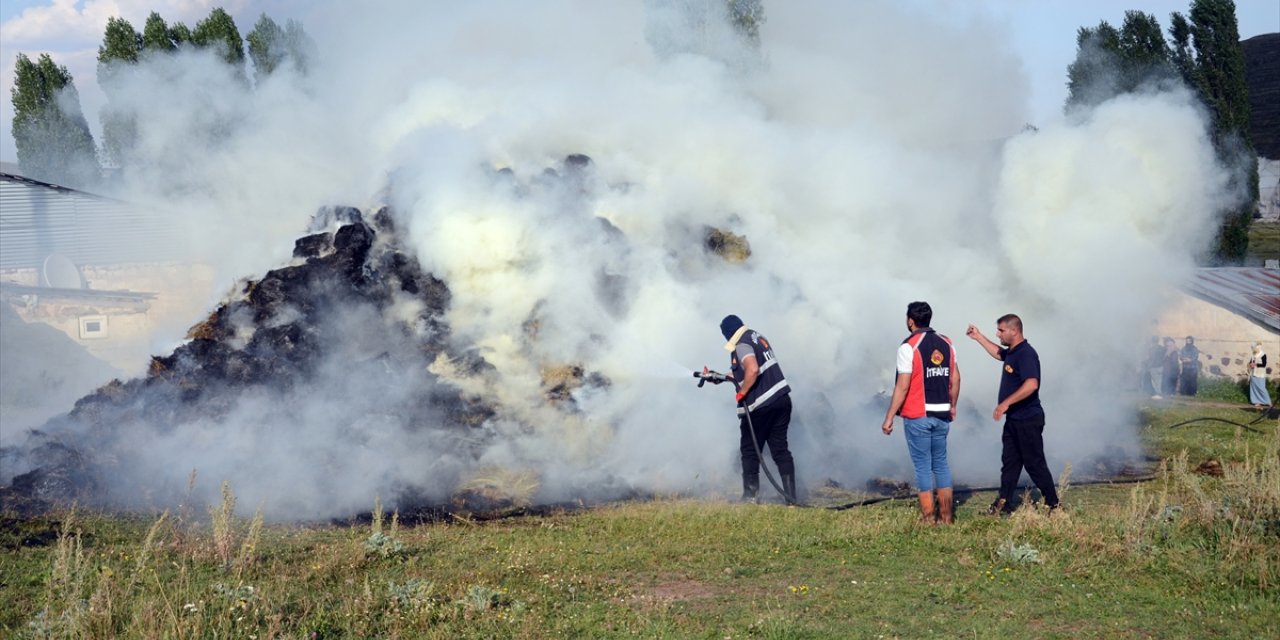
[781,473,798,506]
[741,475,759,503]
[937,488,954,524]
[917,491,936,524]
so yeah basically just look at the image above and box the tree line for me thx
[1064,0,1257,263]
[9,7,313,189]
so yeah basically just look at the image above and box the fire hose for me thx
[1163,396,1276,434]
[695,368,798,505]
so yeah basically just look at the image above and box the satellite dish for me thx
[41,253,85,289]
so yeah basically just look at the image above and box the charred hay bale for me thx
[8,441,98,505]
[379,250,450,309]
[433,391,496,428]
[293,232,334,259]
[244,323,320,381]
[69,378,144,423]
[308,205,364,232]
[183,302,253,343]
[866,477,912,496]
[542,364,585,402]
[371,205,395,234]
[320,222,376,283]
[705,226,751,263]
[247,267,312,321]
[333,221,374,256]
[541,364,611,405]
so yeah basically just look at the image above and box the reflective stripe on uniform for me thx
[737,378,789,414]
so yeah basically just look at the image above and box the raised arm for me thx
[966,324,1002,360]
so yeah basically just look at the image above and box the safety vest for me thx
[899,328,955,420]
[730,330,790,414]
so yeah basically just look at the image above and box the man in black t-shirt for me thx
[966,314,1060,515]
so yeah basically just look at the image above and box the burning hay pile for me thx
[0,158,632,519]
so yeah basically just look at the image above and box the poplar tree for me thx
[247,14,317,81]
[142,12,177,52]
[169,22,192,46]
[192,7,245,78]
[1175,0,1255,262]
[246,13,285,78]
[97,17,142,168]
[1066,12,1173,109]
[10,53,99,187]
[1065,1,1256,263]
[726,0,765,47]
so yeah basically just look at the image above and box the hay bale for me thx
[704,227,751,263]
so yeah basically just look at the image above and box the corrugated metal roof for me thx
[0,173,187,270]
[1183,267,1280,332]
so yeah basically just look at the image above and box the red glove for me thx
[735,391,746,403]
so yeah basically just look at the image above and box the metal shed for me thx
[1183,267,1280,333]
[0,172,186,270]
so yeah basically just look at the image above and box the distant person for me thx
[1178,336,1200,396]
[966,314,1060,516]
[1161,337,1181,397]
[879,301,961,525]
[1249,342,1272,409]
[1143,336,1163,397]
[710,315,797,505]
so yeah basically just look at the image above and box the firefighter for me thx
[711,314,796,504]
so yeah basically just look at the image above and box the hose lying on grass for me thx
[1163,399,1276,434]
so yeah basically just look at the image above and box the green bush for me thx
[1195,376,1277,404]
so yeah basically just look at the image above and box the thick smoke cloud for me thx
[5,1,1232,518]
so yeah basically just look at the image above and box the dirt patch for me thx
[649,579,718,601]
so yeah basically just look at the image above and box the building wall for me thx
[1260,158,1279,222]
[2,263,219,375]
[1152,291,1278,379]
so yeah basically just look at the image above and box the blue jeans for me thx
[904,416,952,491]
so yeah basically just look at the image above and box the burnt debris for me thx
[1,204,489,515]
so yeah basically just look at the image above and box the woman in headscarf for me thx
[1248,342,1272,409]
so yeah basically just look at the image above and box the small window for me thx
[79,315,108,339]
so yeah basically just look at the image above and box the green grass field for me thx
[2,404,1277,639]
[1247,221,1280,264]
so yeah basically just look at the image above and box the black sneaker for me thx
[985,498,1008,516]
[1047,503,1063,516]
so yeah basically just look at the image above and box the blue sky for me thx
[0,1,1276,162]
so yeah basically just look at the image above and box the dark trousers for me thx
[1178,369,1198,396]
[998,414,1059,507]
[739,395,794,479]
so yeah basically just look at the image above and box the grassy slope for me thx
[1,404,1277,639]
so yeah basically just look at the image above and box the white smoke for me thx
[5,1,1233,518]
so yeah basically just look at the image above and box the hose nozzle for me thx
[694,367,727,387]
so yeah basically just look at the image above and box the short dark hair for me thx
[996,313,1022,333]
[907,301,932,328]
